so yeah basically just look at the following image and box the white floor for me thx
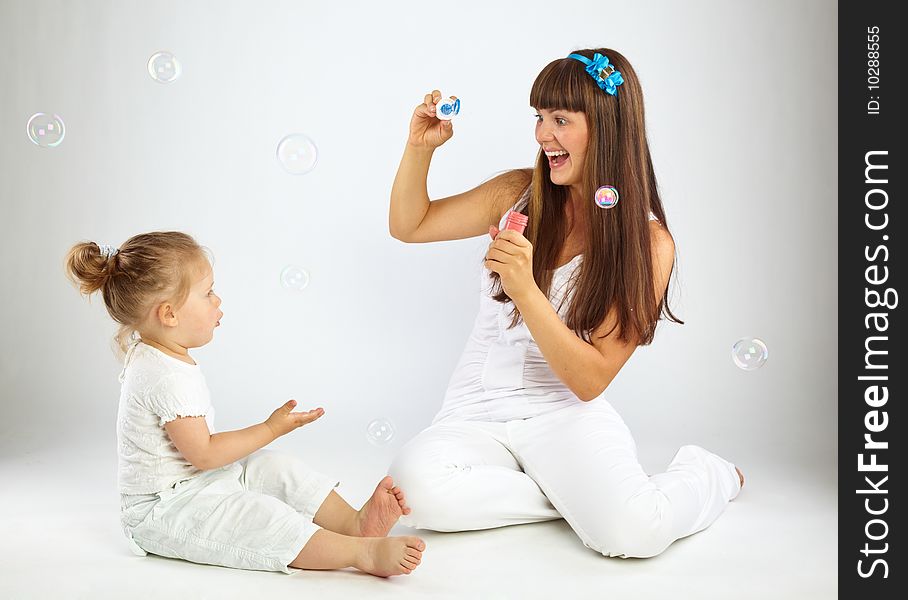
[0,445,836,600]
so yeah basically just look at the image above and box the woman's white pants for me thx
[389,398,741,558]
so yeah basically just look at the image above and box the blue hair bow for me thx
[567,52,625,96]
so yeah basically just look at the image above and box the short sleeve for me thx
[143,372,210,427]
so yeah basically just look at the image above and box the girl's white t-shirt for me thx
[116,342,216,495]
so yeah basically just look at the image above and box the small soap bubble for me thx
[26,113,65,147]
[277,134,318,174]
[280,266,310,290]
[732,337,768,370]
[147,51,181,83]
[366,418,395,446]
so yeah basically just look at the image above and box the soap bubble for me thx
[366,418,395,446]
[276,134,318,174]
[732,337,768,370]
[594,185,619,209]
[280,266,310,290]
[148,51,181,83]
[26,113,65,147]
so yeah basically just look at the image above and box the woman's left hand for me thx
[485,226,537,304]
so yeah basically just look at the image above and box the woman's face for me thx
[534,108,589,190]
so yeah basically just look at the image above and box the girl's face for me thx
[534,108,589,189]
[172,266,223,348]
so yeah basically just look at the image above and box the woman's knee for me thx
[389,450,442,505]
[579,502,674,559]
[389,450,469,531]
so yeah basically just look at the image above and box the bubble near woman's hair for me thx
[366,418,395,446]
[27,113,65,147]
[732,337,768,370]
[147,51,181,83]
[280,265,310,290]
[276,134,318,174]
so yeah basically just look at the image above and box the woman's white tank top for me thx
[433,191,658,423]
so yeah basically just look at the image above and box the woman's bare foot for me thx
[735,467,745,489]
[356,475,411,537]
[356,536,425,577]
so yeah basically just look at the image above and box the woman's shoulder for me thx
[498,168,532,192]
[648,217,673,241]
[490,168,533,217]
[648,219,675,268]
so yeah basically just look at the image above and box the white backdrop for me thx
[0,0,837,498]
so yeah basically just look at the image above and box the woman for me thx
[388,48,743,558]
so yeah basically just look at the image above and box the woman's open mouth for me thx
[545,149,570,169]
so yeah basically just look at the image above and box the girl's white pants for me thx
[389,398,741,558]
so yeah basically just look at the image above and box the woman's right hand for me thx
[408,89,455,149]
[264,399,324,439]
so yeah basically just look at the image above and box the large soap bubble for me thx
[732,337,768,370]
[26,113,65,147]
[366,418,395,446]
[277,133,318,174]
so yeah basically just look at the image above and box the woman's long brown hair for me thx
[491,47,683,345]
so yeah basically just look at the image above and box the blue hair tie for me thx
[567,52,624,96]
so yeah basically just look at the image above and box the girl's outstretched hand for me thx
[408,89,455,149]
[265,400,324,439]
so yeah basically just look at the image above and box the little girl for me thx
[65,231,425,576]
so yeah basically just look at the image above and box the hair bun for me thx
[65,241,116,295]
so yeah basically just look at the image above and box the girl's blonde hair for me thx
[65,231,209,356]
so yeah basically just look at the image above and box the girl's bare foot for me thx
[735,466,745,489]
[356,475,411,537]
[356,536,425,577]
